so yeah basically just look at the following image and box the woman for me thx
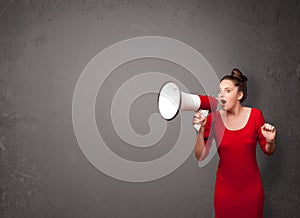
[193,68,276,218]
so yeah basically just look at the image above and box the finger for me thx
[267,124,274,131]
[194,116,204,123]
[193,117,207,126]
[263,123,276,132]
[192,118,200,125]
[194,111,201,116]
[268,124,274,130]
[193,113,201,119]
[271,126,276,133]
[199,116,205,122]
[262,123,270,130]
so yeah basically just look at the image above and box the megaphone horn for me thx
[158,81,218,131]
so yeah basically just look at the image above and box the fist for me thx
[261,123,276,143]
[192,111,207,127]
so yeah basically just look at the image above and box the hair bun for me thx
[231,68,248,82]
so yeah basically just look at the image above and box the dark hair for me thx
[220,68,248,103]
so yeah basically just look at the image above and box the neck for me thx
[226,103,242,117]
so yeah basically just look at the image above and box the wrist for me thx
[198,127,205,133]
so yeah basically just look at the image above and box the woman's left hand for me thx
[261,123,276,143]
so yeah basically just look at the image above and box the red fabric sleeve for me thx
[256,109,274,155]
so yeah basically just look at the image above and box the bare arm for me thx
[193,112,209,161]
[194,128,209,161]
[265,140,276,154]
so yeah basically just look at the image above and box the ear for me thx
[237,91,243,101]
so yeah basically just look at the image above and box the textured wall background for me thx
[0,0,299,217]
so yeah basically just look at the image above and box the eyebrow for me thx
[218,87,233,90]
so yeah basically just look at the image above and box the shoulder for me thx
[249,107,265,125]
[242,107,264,121]
[250,107,263,116]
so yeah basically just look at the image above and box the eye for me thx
[218,89,221,94]
[225,89,231,93]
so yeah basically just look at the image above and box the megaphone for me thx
[158,81,218,131]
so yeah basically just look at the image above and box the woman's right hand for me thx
[192,111,207,132]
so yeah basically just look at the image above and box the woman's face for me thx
[218,79,243,111]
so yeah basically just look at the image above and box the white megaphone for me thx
[158,81,218,131]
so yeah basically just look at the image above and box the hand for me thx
[192,112,207,131]
[261,123,276,143]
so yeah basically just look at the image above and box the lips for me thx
[220,99,226,104]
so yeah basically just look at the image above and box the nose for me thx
[218,91,224,98]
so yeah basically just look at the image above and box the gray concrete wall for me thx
[0,0,299,217]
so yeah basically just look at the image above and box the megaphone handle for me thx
[193,123,201,131]
[193,110,209,131]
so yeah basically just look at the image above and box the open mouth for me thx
[220,99,226,104]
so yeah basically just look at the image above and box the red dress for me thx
[203,108,274,218]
